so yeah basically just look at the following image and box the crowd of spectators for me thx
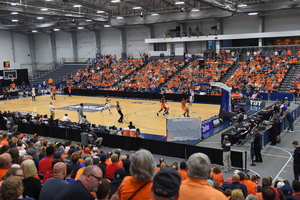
[1,131,300,200]
[226,56,297,94]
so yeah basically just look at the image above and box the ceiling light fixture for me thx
[104,25,111,27]
[238,4,247,7]
[54,28,60,31]
[37,17,44,19]
[73,5,82,7]
[77,27,84,29]
[191,8,199,11]
[10,3,18,5]
[116,16,124,19]
[111,0,121,3]
[86,19,92,22]
[11,19,18,22]
[133,6,142,9]
[11,12,18,15]
[175,1,185,5]
[32,30,38,33]
[41,8,48,11]
[97,10,105,13]
[248,12,258,15]
[151,13,159,16]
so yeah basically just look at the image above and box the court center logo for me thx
[57,103,116,113]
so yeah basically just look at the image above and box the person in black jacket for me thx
[268,115,280,145]
[293,141,300,181]
[253,129,262,162]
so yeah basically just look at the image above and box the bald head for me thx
[0,153,12,169]
[232,174,240,182]
[53,162,67,179]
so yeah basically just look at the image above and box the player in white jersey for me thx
[188,89,194,110]
[101,95,112,114]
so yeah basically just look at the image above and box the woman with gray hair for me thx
[118,149,156,200]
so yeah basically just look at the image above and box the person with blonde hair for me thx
[21,159,41,200]
[230,189,244,200]
[118,149,156,200]
[0,177,34,200]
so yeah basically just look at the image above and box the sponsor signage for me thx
[246,99,266,107]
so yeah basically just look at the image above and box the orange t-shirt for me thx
[0,139,8,146]
[212,172,224,187]
[118,176,152,200]
[75,167,86,180]
[178,169,187,181]
[0,168,8,181]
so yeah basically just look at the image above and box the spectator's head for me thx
[293,180,300,193]
[0,177,24,200]
[262,178,271,188]
[84,157,93,167]
[84,147,91,154]
[46,146,55,157]
[2,167,23,181]
[245,194,258,200]
[81,165,103,192]
[21,159,37,179]
[238,172,245,181]
[80,103,83,107]
[96,179,110,200]
[262,186,276,200]
[130,149,156,182]
[111,154,118,164]
[71,152,80,164]
[53,162,67,179]
[187,152,211,179]
[122,159,131,173]
[282,184,294,199]
[231,189,244,200]
[0,153,12,169]
[212,166,221,174]
[179,162,186,170]
[100,154,107,163]
[232,174,240,182]
[112,168,126,184]
[152,167,181,200]
[93,156,100,165]
[293,141,299,147]
[66,163,73,177]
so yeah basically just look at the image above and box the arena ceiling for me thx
[0,0,299,33]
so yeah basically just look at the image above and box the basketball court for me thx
[0,94,220,136]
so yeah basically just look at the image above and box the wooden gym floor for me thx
[0,94,220,136]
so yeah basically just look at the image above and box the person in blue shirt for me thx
[284,110,295,132]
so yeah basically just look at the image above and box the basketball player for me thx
[101,95,112,114]
[31,86,36,101]
[51,85,56,100]
[68,84,72,97]
[116,101,123,123]
[188,88,194,110]
[181,98,190,117]
[157,96,168,116]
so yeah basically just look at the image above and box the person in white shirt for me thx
[49,102,55,119]
[62,114,71,122]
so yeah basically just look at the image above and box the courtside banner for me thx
[202,121,213,135]
[166,117,202,142]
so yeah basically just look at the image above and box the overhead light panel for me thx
[77,27,84,29]
[104,25,111,27]
[32,30,38,33]
[41,8,48,11]
[116,16,124,19]
[86,19,92,22]
[111,0,121,3]
[191,8,199,11]
[248,12,258,15]
[73,5,82,7]
[97,10,105,13]
[175,1,185,5]
[54,28,60,31]
[133,6,142,9]
[10,3,18,5]
[37,17,44,20]
[11,19,18,22]
[238,4,247,7]
[151,13,159,16]
[46,0,53,1]
[11,12,18,15]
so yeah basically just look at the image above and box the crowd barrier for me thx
[10,121,243,168]
[259,93,294,102]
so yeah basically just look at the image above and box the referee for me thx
[222,135,232,172]
[49,102,55,119]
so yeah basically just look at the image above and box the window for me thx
[154,43,167,51]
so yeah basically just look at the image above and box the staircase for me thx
[278,64,300,93]
[219,63,240,83]
[30,63,86,85]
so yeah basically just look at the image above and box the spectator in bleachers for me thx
[106,154,122,178]
[38,146,54,175]
[223,173,248,198]
[178,152,228,200]
[55,165,103,200]
[109,168,126,199]
[118,149,155,200]
[0,153,12,181]
[0,177,34,200]
[177,161,187,181]
[39,162,68,200]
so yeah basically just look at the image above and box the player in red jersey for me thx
[181,98,190,117]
